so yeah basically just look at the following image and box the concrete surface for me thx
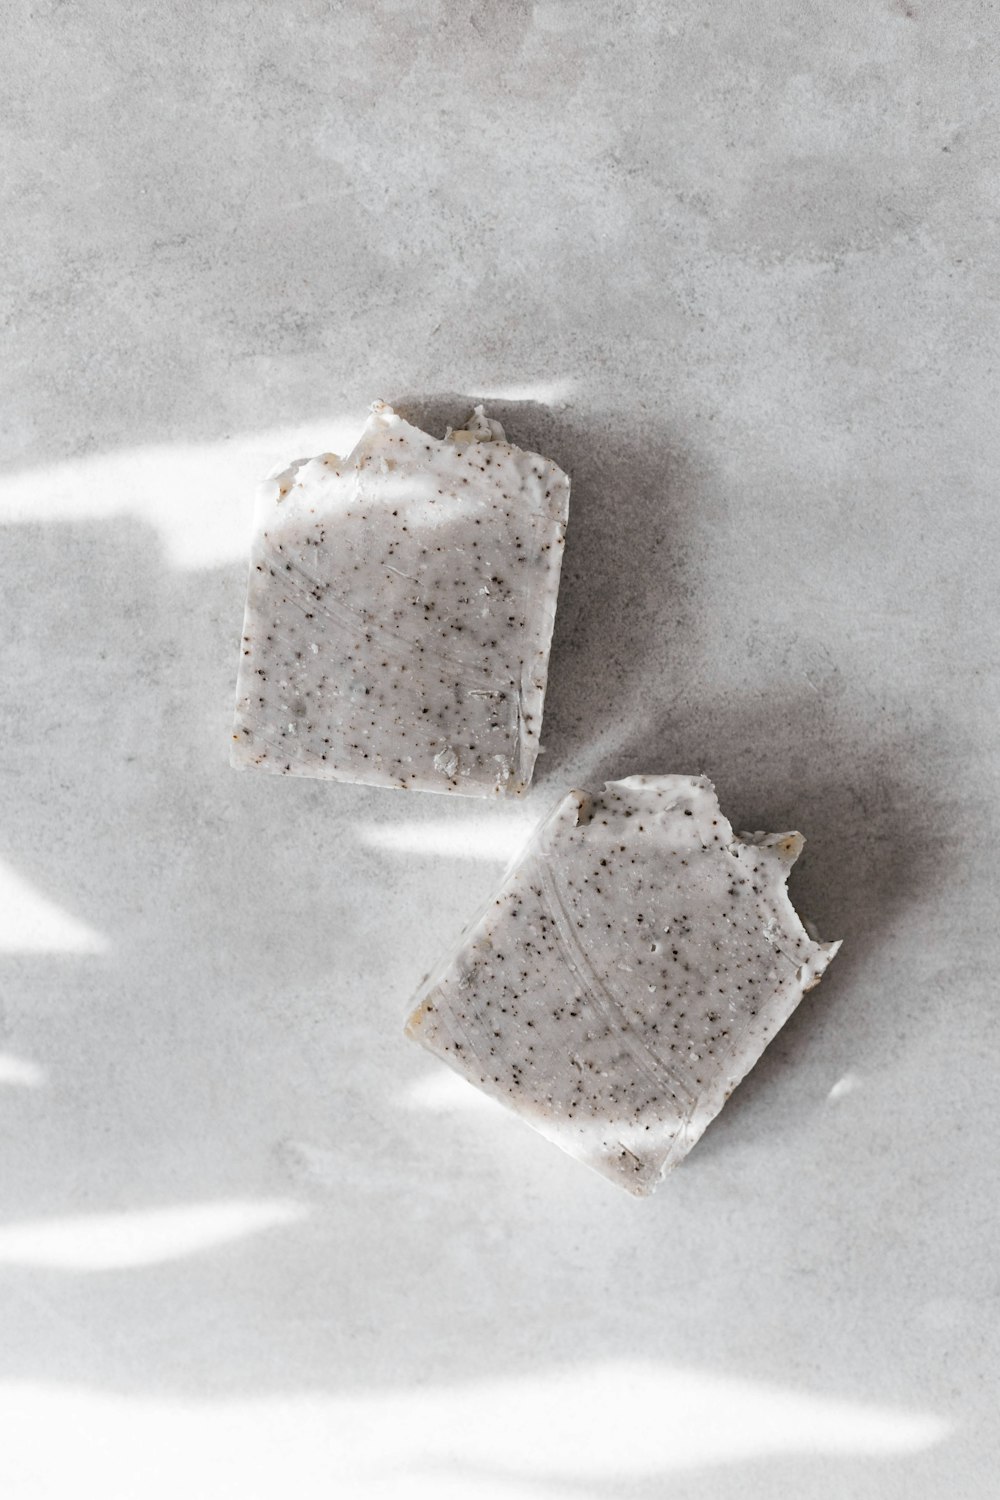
[1,2,998,1497]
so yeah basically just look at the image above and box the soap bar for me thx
[231,403,570,796]
[406,775,841,1195]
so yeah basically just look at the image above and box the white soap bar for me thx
[406,775,841,1195]
[231,402,570,796]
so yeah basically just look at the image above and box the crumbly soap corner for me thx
[405,775,841,1196]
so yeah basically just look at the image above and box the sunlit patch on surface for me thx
[0,1360,951,1500]
[0,422,361,571]
[0,1200,306,1272]
[0,392,575,574]
[828,1071,862,1102]
[357,816,535,862]
[473,379,577,405]
[0,1054,45,1088]
[402,1071,503,1115]
[0,858,109,955]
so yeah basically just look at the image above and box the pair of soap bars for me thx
[232,403,840,1196]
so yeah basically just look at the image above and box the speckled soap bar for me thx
[406,775,841,1196]
[231,402,570,795]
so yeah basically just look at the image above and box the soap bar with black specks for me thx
[406,775,841,1196]
[231,402,570,796]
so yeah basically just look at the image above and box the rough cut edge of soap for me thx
[405,774,842,1197]
[231,401,571,798]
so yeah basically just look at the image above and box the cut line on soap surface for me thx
[406,774,842,1197]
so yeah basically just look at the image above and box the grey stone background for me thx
[1,2,997,1496]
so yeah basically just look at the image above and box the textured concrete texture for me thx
[1,2,998,1496]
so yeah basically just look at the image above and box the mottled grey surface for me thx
[1,2,998,1497]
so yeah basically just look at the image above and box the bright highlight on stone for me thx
[232,402,570,796]
[406,775,841,1195]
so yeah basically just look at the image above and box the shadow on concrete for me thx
[388,388,703,787]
